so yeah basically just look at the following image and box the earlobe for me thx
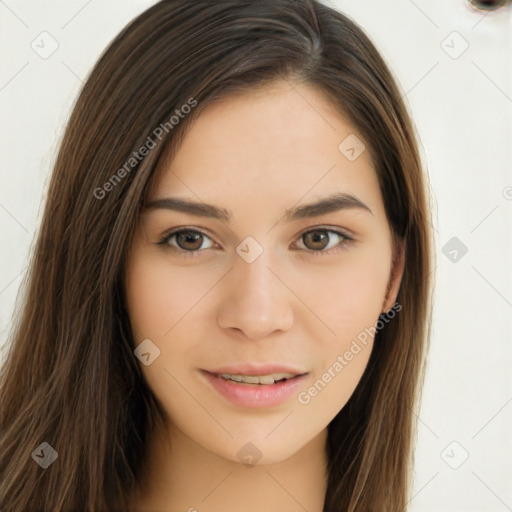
[382,239,405,313]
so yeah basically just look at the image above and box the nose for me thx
[216,249,294,340]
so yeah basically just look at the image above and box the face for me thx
[124,80,403,465]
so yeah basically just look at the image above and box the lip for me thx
[201,369,309,408]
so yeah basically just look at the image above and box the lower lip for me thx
[201,371,308,408]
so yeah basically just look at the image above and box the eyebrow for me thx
[144,192,373,223]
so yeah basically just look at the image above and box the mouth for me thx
[216,371,300,385]
[200,367,309,408]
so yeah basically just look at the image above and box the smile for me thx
[201,370,309,408]
[218,372,297,385]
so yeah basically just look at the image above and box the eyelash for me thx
[156,226,354,259]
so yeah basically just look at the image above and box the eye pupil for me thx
[304,231,329,250]
[177,231,203,250]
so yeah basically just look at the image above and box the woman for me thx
[0,1,433,511]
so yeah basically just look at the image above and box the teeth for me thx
[219,372,296,385]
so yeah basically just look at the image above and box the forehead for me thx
[150,81,384,219]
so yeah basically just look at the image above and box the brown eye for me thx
[175,230,203,251]
[302,230,331,251]
[295,228,352,256]
[159,229,215,253]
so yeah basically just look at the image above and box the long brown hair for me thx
[0,1,433,510]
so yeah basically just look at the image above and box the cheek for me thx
[124,250,210,342]
[293,262,389,428]
[302,243,392,340]
[298,243,391,398]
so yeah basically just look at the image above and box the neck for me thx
[130,420,328,512]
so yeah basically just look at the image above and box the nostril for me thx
[467,0,510,11]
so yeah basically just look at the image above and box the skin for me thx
[124,80,404,512]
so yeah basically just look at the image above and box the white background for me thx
[0,1,511,510]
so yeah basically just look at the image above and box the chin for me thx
[213,433,316,467]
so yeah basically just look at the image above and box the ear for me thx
[382,238,405,313]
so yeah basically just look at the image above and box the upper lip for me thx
[204,363,308,376]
